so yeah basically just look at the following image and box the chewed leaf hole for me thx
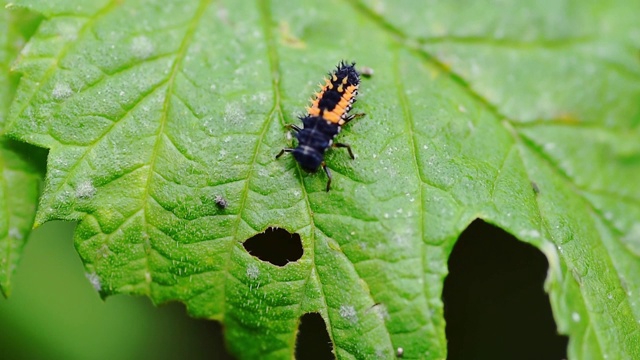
[295,313,333,359]
[443,219,568,359]
[242,227,303,266]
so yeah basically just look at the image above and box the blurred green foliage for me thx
[0,221,231,359]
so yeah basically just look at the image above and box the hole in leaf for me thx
[242,227,303,266]
[295,312,334,359]
[158,303,235,360]
[443,219,568,360]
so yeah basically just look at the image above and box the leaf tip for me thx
[32,219,42,229]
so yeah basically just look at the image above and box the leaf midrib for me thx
[392,45,441,348]
[139,0,212,292]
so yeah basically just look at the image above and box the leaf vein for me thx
[392,47,438,345]
[7,0,122,132]
[140,0,212,292]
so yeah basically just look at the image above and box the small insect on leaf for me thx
[214,195,228,209]
[276,61,365,191]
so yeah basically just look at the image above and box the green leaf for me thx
[6,0,640,358]
[0,6,43,297]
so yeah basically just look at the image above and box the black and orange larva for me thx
[276,61,363,191]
